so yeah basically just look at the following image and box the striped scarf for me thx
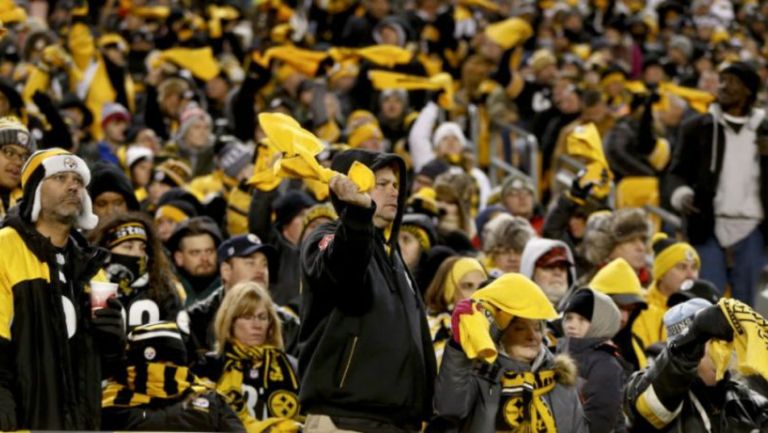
[497,370,558,433]
[217,341,300,421]
[102,363,210,408]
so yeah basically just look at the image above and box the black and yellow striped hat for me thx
[127,321,187,366]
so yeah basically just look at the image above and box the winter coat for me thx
[432,341,587,433]
[298,150,437,429]
[604,116,657,180]
[0,214,109,430]
[624,348,768,432]
[519,237,578,301]
[666,104,768,245]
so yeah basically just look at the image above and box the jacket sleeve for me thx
[624,347,698,431]
[214,394,247,432]
[300,203,376,310]
[247,188,281,245]
[581,355,624,433]
[0,266,15,426]
[604,123,655,178]
[232,65,271,142]
[433,340,479,423]
[664,116,700,206]
[408,101,439,172]
[542,195,579,242]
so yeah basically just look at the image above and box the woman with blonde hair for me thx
[425,256,488,363]
[195,282,301,433]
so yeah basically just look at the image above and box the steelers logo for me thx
[268,390,299,418]
[144,346,156,361]
[502,397,524,428]
[63,156,78,170]
[17,132,28,146]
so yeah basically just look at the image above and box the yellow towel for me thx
[368,70,454,109]
[460,274,557,363]
[152,47,221,81]
[565,122,614,199]
[484,18,533,50]
[710,298,768,381]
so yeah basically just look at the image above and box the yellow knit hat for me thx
[590,258,646,307]
[651,233,699,282]
[347,122,383,148]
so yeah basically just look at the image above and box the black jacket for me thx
[624,348,768,432]
[0,215,108,430]
[102,391,245,432]
[298,150,437,429]
[666,105,768,245]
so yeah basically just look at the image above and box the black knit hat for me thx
[273,190,315,229]
[127,321,187,366]
[719,61,761,97]
[88,162,140,210]
[563,289,595,321]
[667,279,720,308]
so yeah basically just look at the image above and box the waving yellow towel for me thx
[710,298,768,381]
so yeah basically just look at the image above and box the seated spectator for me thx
[399,212,439,274]
[167,216,223,305]
[87,162,141,222]
[101,322,244,432]
[482,213,536,275]
[499,173,544,233]
[0,117,34,219]
[520,238,577,308]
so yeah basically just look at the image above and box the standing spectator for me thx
[167,216,223,305]
[300,149,436,433]
[482,214,536,275]
[87,162,141,222]
[668,61,768,305]
[0,117,34,218]
[96,103,131,165]
[559,288,627,433]
[0,149,125,430]
[499,173,544,233]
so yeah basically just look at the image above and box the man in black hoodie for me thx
[299,149,437,433]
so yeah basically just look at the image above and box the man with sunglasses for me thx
[0,117,35,219]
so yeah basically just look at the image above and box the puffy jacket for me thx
[0,214,108,429]
[624,348,768,432]
[432,341,587,433]
[298,149,437,429]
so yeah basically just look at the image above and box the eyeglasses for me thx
[1,146,30,163]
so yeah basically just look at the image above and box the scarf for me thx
[102,363,210,408]
[217,341,300,423]
[710,298,768,381]
[497,370,558,433]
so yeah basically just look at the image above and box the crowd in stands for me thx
[0,0,767,432]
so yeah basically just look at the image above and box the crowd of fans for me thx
[0,0,767,432]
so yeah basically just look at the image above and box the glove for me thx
[451,299,476,344]
[568,168,595,202]
[671,305,734,363]
[0,389,16,432]
[91,297,126,359]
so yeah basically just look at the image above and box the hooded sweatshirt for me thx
[520,238,578,308]
[298,149,437,429]
[559,289,628,433]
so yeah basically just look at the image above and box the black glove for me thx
[569,169,595,202]
[91,297,126,360]
[0,384,16,431]
[670,305,733,363]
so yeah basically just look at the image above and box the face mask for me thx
[106,253,148,295]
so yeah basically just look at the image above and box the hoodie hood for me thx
[583,288,621,339]
[520,238,577,285]
[330,149,407,245]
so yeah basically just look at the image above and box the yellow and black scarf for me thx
[102,363,210,408]
[497,370,558,433]
[217,342,300,422]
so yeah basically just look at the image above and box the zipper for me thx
[339,336,359,389]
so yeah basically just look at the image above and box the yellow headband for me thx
[155,205,189,224]
[401,225,431,252]
[601,71,626,88]
[443,258,487,305]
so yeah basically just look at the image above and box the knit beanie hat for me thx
[402,213,438,252]
[88,163,140,211]
[0,116,35,152]
[719,61,761,97]
[564,288,594,321]
[651,233,700,282]
[125,146,153,171]
[302,203,338,230]
[176,104,212,145]
[432,122,467,149]
[103,221,148,249]
[101,102,131,128]
[20,148,98,230]
[152,159,191,188]
[127,321,187,366]
[501,172,536,198]
[273,190,315,230]
[215,135,254,179]
[664,298,712,343]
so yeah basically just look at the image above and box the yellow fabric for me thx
[347,122,383,148]
[499,370,558,433]
[303,178,330,201]
[227,186,252,236]
[329,45,413,68]
[131,6,170,19]
[257,113,375,192]
[458,0,500,12]
[648,138,671,171]
[590,258,643,298]
[459,274,557,362]
[616,177,659,209]
[368,70,455,110]
[152,47,221,81]
[260,46,329,77]
[711,298,768,381]
[155,205,189,224]
[87,59,136,140]
[207,5,240,39]
[442,258,486,306]
[632,296,667,350]
[0,1,26,25]
[652,235,699,282]
[102,363,210,408]
[98,33,128,51]
[659,82,714,113]
[68,22,96,71]
[635,386,674,429]
[187,170,236,203]
[484,17,533,50]
[565,123,613,199]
